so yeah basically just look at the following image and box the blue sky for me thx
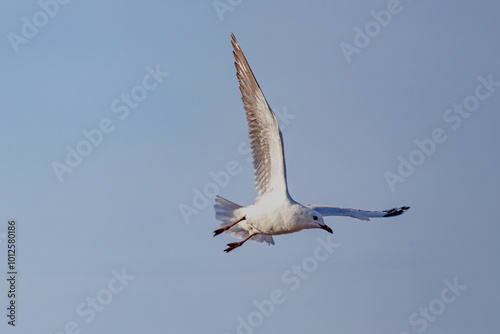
[1,0,499,333]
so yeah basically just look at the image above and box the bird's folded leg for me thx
[224,233,258,253]
[213,216,246,237]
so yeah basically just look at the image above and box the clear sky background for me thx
[1,1,499,333]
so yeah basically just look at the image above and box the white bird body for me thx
[215,192,323,245]
[213,34,409,252]
[245,195,306,235]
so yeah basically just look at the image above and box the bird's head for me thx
[301,208,333,234]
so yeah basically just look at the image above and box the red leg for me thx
[224,233,258,253]
[213,216,246,237]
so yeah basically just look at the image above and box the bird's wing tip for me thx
[231,33,238,48]
[384,206,410,217]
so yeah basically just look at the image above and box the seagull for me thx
[214,34,409,253]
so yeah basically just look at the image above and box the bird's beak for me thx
[320,224,333,234]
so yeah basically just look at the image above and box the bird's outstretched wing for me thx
[231,33,289,199]
[306,205,410,221]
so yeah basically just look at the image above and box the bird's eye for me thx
[313,216,318,220]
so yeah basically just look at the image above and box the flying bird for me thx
[214,34,409,253]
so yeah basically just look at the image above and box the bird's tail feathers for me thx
[214,195,243,227]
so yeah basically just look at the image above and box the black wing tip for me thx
[384,206,410,217]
